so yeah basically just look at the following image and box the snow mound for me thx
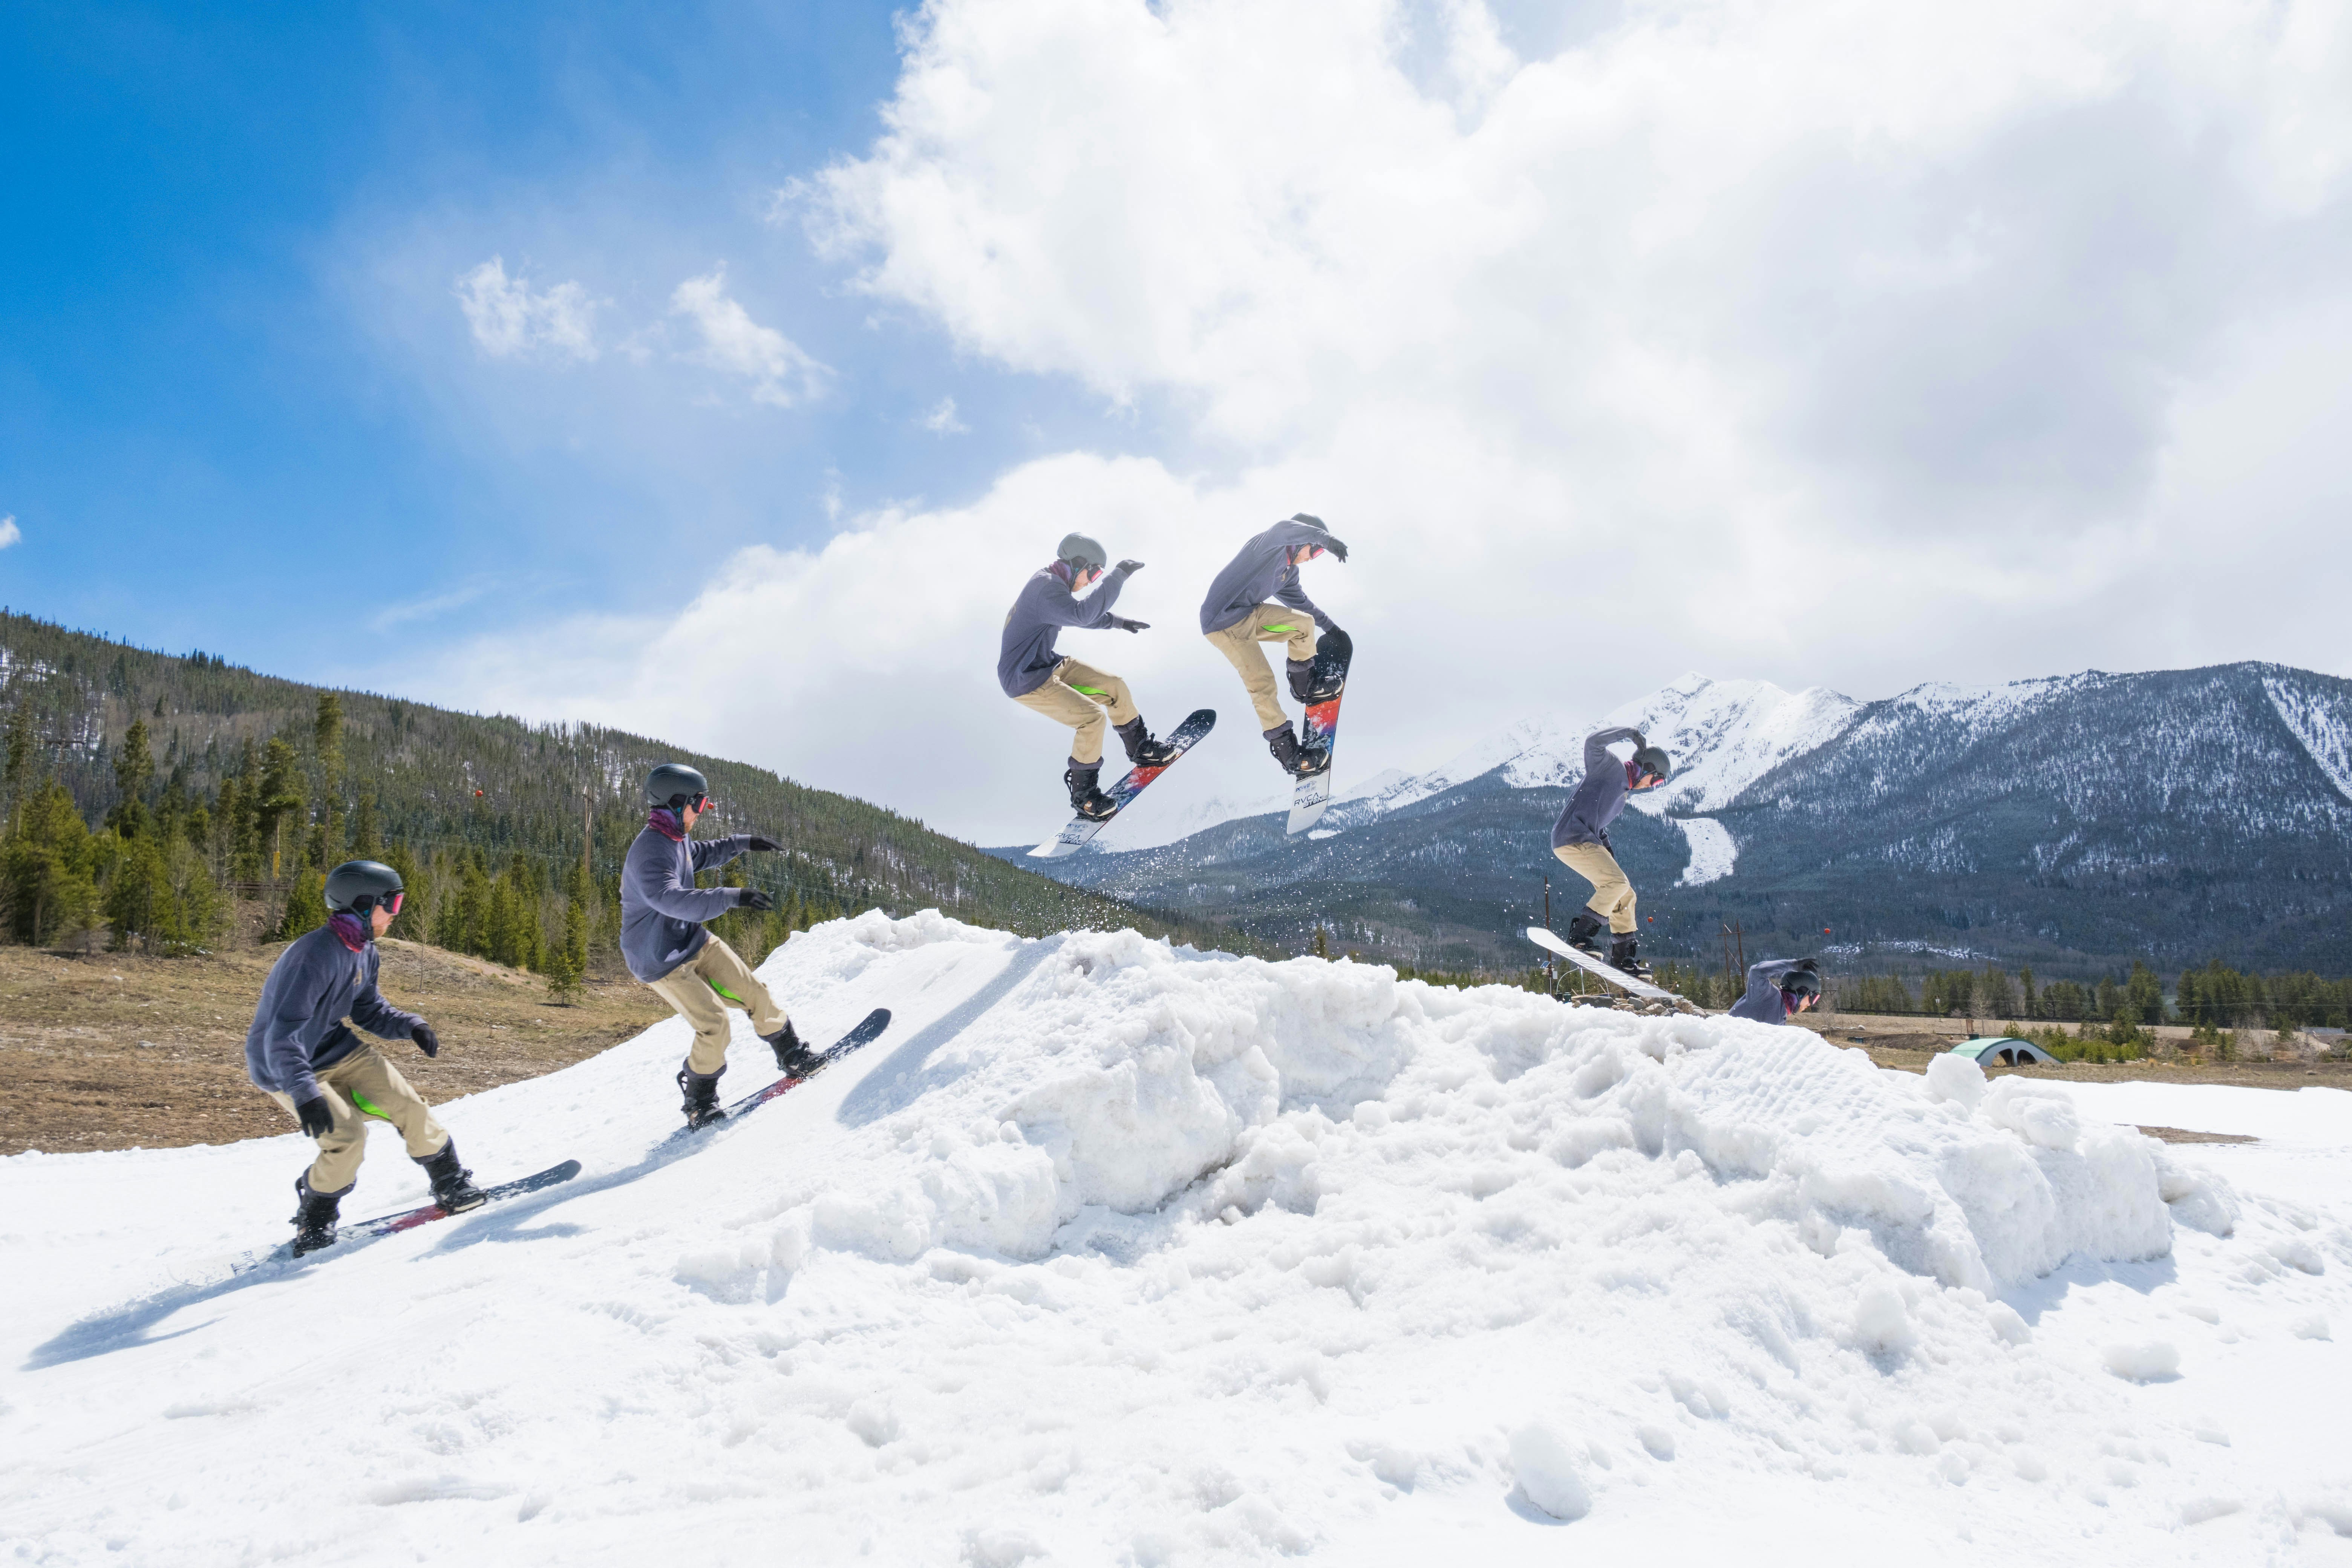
[5,910,2344,1565]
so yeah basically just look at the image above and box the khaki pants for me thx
[1205,607,1318,732]
[646,936,791,1076]
[1010,656,1139,767]
[267,1043,448,1195]
[1554,842,1638,935]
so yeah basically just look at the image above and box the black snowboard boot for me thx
[1065,760,1118,821]
[1609,933,1653,981]
[1115,717,1179,767]
[1296,628,1352,703]
[764,1020,825,1077]
[1286,658,1317,704]
[417,1139,487,1214]
[678,1062,727,1130]
[1265,723,1331,779]
[1563,910,1606,957]
[289,1175,347,1257]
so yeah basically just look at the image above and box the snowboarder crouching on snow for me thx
[1197,513,1349,778]
[1551,727,1673,980]
[998,532,1180,822]
[623,764,815,1130]
[1728,959,1823,1025]
[245,859,485,1256]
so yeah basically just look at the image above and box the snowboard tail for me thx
[1030,709,1217,859]
[345,1159,584,1243]
[1525,926,1700,1012]
[1286,629,1352,835]
[718,1007,892,1121]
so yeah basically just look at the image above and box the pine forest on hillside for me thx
[0,611,1259,982]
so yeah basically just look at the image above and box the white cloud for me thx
[920,396,968,434]
[669,265,830,407]
[0,515,18,550]
[424,0,2352,843]
[454,257,601,360]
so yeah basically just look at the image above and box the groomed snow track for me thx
[5,910,2352,1564]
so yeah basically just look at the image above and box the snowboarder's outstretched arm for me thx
[1583,726,1644,777]
[689,833,752,874]
[1041,562,1135,628]
[626,834,741,924]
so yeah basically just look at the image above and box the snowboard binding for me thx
[1287,627,1353,705]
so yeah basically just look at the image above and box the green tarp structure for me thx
[1949,1036,2061,1067]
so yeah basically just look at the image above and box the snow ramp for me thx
[5,910,2351,1565]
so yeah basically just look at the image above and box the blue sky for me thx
[7,1,2349,842]
[0,2,1130,669]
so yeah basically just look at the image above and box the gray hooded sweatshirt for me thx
[1729,960,1814,1026]
[1198,519,1346,636]
[620,818,752,983]
[1550,727,1645,850]
[997,562,1136,698]
[243,924,426,1106]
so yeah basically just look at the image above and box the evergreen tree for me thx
[3,697,34,833]
[352,789,381,859]
[254,737,305,883]
[109,717,155,839]
[278,868,328,942]
[2018,965,2038,1020]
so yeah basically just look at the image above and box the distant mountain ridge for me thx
[995,662,2352,975]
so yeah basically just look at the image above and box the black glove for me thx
[295,1095,335,1139]
[1318,620,1344,640]
[412,1022,439,1058]
[1115,558,1144,574]
[747,836,782,852]
[1795,957,1819,972]
[737,888,777,913]
[1325,537,1349,562]
[1108,616,1149,632]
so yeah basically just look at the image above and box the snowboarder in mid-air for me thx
[999,533,1182,821]
[622,763,814,1130]
[245,860,487,1256]
[1551,726,1673,979]
[1198,513,1350,778]
[1729,959,1823,1025]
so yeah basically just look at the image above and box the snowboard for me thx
[708,1006,892,1125]
[1029,709,1218,859]
[338,1159,584,1246]
[1525,925,1701,1012]
[1286,628,1352,835]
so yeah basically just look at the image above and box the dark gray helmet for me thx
[1782,967,1823,1003]
[324,859,404,914]
[1056,532,1107,572]
[646,762,710,810]
[1288,513,1326,531]
[1632,745,1672,786]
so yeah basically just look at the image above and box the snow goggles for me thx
[373,891,403,916]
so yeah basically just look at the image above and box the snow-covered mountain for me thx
[1006,663,2352,974]
[10,908,2340,1563]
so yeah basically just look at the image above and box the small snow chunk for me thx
[1351,1101,1390,1132]
[1983,1078,2080,1150]
[1853,1282,1916,1355]
[2179,1496,2243,1526]
[962,1525,1047,1565]
[1983,1302,2030,1346]
[2300,1499,2352,1537]
[1510,1424,1592,1521]
[1894,1419,1940,1456]
[847,1400,900,1447]
[2292,1314,2332,1341]
[2176,1299,2221,1325]
[2268,1237,2326,1275]
[1635,1424,1675,1460]
[2192,1419,2231,1447]
[2101,1341,2181,1381]
[1923,1051,1986,1111]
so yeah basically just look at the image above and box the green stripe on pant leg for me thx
[1069,684,1109,696]
[706,977,745,1005]
[350,1090,390,1121]
[1262,624,1296,634]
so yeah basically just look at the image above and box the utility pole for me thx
[582,788,594,882]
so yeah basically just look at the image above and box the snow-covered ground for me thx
[5,912,2350,1565]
